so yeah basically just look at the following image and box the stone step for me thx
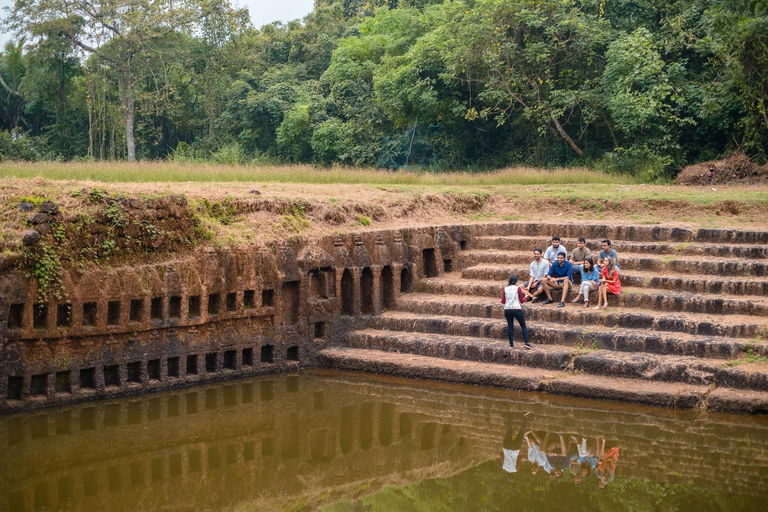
[396,294,767,339]
[470,235,768,259]
[346,329,738,387]
[417,277,768,317]
[318,347,735,411]
[478,222,768,245]
[462,250,768,277]
[367,312,758,359]
[461,264,768,297]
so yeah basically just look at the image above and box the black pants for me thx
[503,414,529,450]
[504,308,529,346]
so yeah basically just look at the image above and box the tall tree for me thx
[8,0,242,161]
[0,39,29,135]
[443,0,611,158]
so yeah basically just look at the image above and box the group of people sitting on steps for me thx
[501,413,620,488]
[501,236,622,349]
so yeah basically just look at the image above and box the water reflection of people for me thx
[501,412,530,478]
[525,431,554,480]
[569,436,598,485]
[524,430,618,488]
[596,438,619,488]
[542,432,569,482]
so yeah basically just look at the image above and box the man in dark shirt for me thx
[542,253,573,307]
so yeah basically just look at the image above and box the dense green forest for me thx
[1,0,766,179]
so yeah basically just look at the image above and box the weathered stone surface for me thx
[18,202,34,212]
[35,223,52,236]
[39,200,60,215]
[3,220,768,414]
[21,229,41,246]
[27,213,51,225]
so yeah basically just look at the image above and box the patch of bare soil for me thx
[677,152,768,185]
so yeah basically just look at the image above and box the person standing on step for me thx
[595,259,621,309]
[597,239,620,270]
[541,253,573,307]
[501,274,533,349]
[543,236,567,264]
[573,258,600,307]
[569,237,592,276]
[522,248,550,302]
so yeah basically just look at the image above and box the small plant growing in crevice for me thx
[105,202,126,229]
[358,215,371,226]
[282,204,310,232]
[20,243,64,301]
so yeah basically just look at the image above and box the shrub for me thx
[210,142,247,165]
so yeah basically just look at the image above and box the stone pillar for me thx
[371,266,383,315]
[352,267,362,317]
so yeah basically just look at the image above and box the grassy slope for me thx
[1,162,766,264]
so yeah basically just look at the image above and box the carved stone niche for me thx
[372,232,392,267]
[352,234,373,268]
[299,245,337,302]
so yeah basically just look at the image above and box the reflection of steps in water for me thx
[2,372,768,511]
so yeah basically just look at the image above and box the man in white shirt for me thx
[522,248,550,301]
[543,236,567,264]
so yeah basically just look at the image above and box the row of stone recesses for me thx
[6,344,300,402]
[5,288,276,331]
[338,265,404,316]
[422,248,454,278]
[7,378,302,447]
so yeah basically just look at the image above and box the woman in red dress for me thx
[595,259,621,309]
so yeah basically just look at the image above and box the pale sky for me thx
[0,0,316,47]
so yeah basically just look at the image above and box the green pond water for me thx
[2,370,767,511]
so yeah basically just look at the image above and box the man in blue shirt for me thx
[542,253,573,307]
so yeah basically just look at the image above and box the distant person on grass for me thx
[501,274,533,349]
[573,258,600,307]
[541,253,573,307]
[569,237,592,275]
[597,239,620,270]
[595,259,621,309]
[523,248,550,301]
[543,236,567,264]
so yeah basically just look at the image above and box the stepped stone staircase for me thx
[319,223,768,413]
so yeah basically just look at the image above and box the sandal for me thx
[593,305,601,310]
[571,297,580,304]
[583,301,589,308]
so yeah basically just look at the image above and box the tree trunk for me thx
[110,122,116,160]
[206,76,215,138]
[87,94,93,158]
[118,63,136,162]
[549,111,584,157]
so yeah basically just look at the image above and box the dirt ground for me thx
[677,152,768,186]
[1,177,767,273]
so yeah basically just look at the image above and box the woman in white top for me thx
[501,274,533,349]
